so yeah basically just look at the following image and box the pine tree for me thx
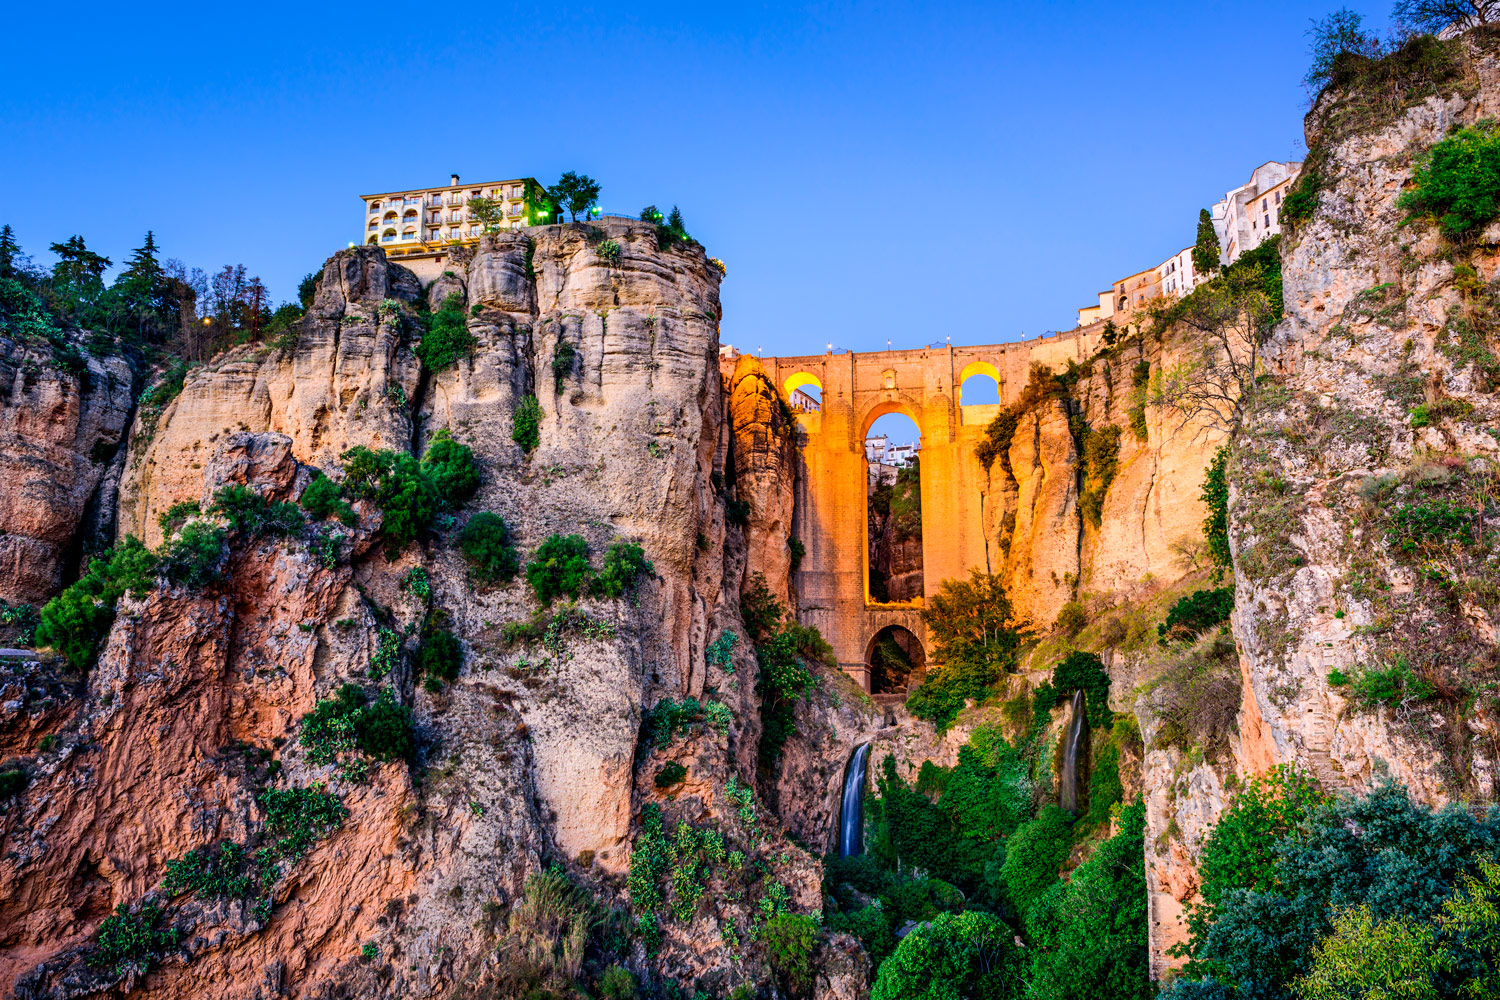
[118,232,163,289]
[1192,208,1221,276]
[48,235,112,288]
[0,225,20,280]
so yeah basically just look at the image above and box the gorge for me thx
[2,21,1500,1000]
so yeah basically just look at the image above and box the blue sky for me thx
[3,0,1386,363]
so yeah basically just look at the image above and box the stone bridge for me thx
[757,326,1104,691]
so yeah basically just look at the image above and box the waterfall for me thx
[838,743,872,857]
[1060,689,1087,815]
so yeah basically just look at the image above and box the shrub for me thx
[88,903,180,977]
[596,239,621,265]
[1159,587,1235,642]
[597,964,638,1000]
[1000,806,1075,916]
[920,571,1024,670]
[414,294,476,370]
[1079,424,1121,526]
[642,697,707,747]
[1398,120,1500,240]
[157,521,226,590]
[552,339,577,392]
[1201,447,1231,576]
[1054,601,1087,637]
[401,566,431,601]
[0,767,28,798]
[340,447,440,552]
[764,913,818,997]
[299,472,357,527]
[1051,650,1112,729]
[421,428,479,508]
[162,841,254,899]
[1339,657,1436,708]
[210,484,304,537]
[1023,799,1151,999]
[300,684,416,774]
[257,783,348,863]
[526,534,592,603]
[156,500,201,536]
[826,904,895,962]
[654,761,687,788]
[417,629,462,682]
[35,537,158,670]
[788,536,805,572]
[870,911,1020,1000]
[592,540,653,598]
[758,630,816,701]
[456,512,520,582]
[512,394,542,453]
[1128,361,1151,441]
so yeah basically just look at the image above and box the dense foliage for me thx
[456,511,520,582]
[339,431,476,553]
[871,911,1022,1000]
[34,537,157,670]
[1398,120,1500,239]
[1159,587,1236,643]
[414,294,476,370]
[1173,780,1500,999]
[526,534,593,603]
[1201,447,1232,575]
[299,684,416,779]
[909,571,1025,729]
[512,394,542,453]
[592,540,653,598]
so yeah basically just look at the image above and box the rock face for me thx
[1234,33,1500,807]
[0,224,817,1000]
[0,333,135,602]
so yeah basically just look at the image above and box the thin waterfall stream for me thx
[1059,688,1087,815]
[838,743,872,856]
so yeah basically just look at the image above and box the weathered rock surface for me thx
[0,333,135,602]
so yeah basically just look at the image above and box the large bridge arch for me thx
[755,331,1103,691]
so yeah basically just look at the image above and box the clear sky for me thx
[2,0,1387,360]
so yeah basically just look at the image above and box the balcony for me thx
[446,196,464,207]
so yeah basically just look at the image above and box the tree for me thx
[547,172,601,223]
[1193,209,1221,276]
[1293,906,1441,1000]
[467,196,505,234]
[871,910,1023,1000]
[297,272,318,309]
[919,570,1024,667]
[49,235,112,288]
[1304,9,1382,93]
[1392,0,1500,34]
[1147,240,1282,438]
[0,225,22,280]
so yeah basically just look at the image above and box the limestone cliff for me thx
[0,225,871,999]
[0,332,135,603]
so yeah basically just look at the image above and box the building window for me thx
[1275,191,1282,204]
[1265,214,1271,228]
[1262,198,1268,211]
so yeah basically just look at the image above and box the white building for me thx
[864,435,919,467]
[1211,160,1302,266]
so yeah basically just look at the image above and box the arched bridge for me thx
[756,329,1103,691]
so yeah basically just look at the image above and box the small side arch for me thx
[864,624,925,694]
[783,372,823,413]
[958,360,1001,405]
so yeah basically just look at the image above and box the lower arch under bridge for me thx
[758,330,1102,692]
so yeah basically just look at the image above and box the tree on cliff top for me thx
[1193,208,1221,276]
[548,172,600,223]
[1393,0,1500,34]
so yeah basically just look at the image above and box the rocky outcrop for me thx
[1233,32,1500,807]
[726,358,797,606]
[0,334,135,602]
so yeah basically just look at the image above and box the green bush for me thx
[414,294,476,370]
[592,540,653,598]
[871,911,1021,1000]
[1201,447,1232,576]
[456,512,520,582]
[1083,739,1123,829]
[0,766,29,798]
[597,964,638,1000]
[1023,799,1151,999]
[826,904,895,962]
[1159,587,1235,642]
[1398,120,1500,239]
[300,684,416,774]
[513,394,542,453]
[421,429,479,507]
[1337,657,1436,708]
[257,783,348,863]
[1079,424,1121,527]
[417,629,462,682]
[162,841,255,899]
[299,472,357,527]
[757,630,816,701]
[552,339,577,392]
[1051,650,1112,729]
[88,903,180,977]
[156,499,201,536]
[340,447,440,552]
[35,537,158,670]
[654,761,687,788]
[526,534,592,603]
[210,484,304,537]
[157,521,226,589]
[642,696,707,747]
[1054,601,1087,637]
[1128,361,1151,441]
[999,805,1074,915]
[764,912,818,997]
[1196,766,1326,908]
